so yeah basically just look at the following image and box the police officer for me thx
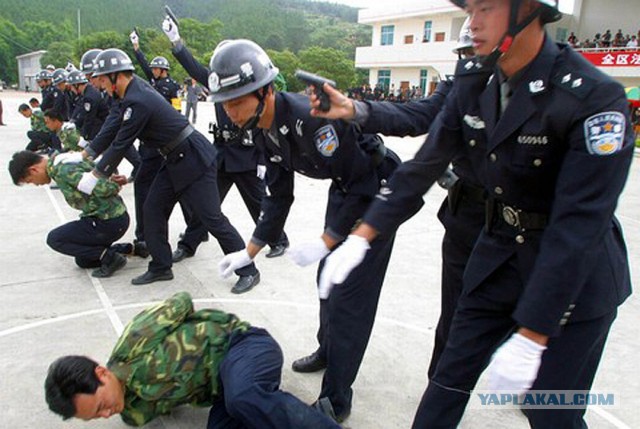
[320,1,633,427]
[50,68,71,121]
[78,48,260,291]
[161,15,289,262]
[67,70,110,141]
[39,69,56,112]
[213,39,401,422]
[129,29,181,108]
[311,18,480,380]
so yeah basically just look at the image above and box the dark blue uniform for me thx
[355,80,480,377]
[361,37,633,428]
[42,86,70,120]
[256,91,400,418]
[170,42,289,255]
[71,84,109,140]
[95,76,257,278]
[133,49,181,103]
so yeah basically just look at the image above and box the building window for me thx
[381,25,394,46]
[404,35,414,44]
[377,70,391,91]
[556,27,568,42]
[420,70,428,95]
[423,21,432,42]
[435,32,445,42]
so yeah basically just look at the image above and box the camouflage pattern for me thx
[30,110,48,132]
[47,155,126,219]
[57,127,82,152]
[107,292,250,426]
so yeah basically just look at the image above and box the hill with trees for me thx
[0,0,371,90]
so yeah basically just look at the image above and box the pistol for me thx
[294,70,336,112]
[164,5,179,28]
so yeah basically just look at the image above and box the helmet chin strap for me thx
[108,72,120,99]
[240,84,271,132]
[479,0,542,68]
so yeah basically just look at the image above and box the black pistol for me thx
[294,70,336,112]
[165,5,179,28]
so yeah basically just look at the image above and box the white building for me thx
[16,50,47,92]
[355,0,640,94]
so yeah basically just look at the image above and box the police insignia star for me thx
[314,125,339,157]
[123,107,133,121]
[584,112,625,156]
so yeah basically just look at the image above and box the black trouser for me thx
[26,130,53,152]
[46,213,130,268]
[133,154,163,241]
[178,168,288,254]
[207,328,340,429]
[413,251,618,429]
[144,164,257,276]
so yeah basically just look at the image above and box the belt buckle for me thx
[502,205,521,228]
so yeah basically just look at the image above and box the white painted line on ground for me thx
[590,406,632,429]
[45,185,123,335]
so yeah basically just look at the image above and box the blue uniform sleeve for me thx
[251,161,294,246]
[87,104,123,159]
[95,101,151,176]
[361,80,452,137]
[363,88,463,236]
[171,42,210,86]
[512,81,634,335]
[134,49,154,82]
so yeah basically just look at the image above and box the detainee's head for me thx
[18,104,32,118]
[44,109,64,132]
[45,355,125,421]
[8,151,50,185]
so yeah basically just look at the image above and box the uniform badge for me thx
[529,80,545,93]
[208,72,220,92]
[314,125,339,157]
[463,114,486,130]
[279,125,289,135]
[123,107,133,121]
[269,155,283,163]
[584,111,625,156]
[84,102,91,112]
[296,119,304,137]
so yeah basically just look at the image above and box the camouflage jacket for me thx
[30,109,48,132]
[56,127,82,152]
[47,155,126,219]
[107,292,250,426]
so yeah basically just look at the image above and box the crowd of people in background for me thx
[346,82,426,102]
[568,28,640,49]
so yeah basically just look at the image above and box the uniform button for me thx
[533,158,542,167]
[494,186,503,195]
[469,139,476,147]
[515,235,525,244]
[489,153,497,162]
[299,170,305,174]
[179,153,184,158]
[336,176,342,181]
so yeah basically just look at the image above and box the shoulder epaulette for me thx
[551,65,595,100]
[455,57,492,77]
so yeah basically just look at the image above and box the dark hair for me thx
[44,356,101,420]
[8,151,44,185]
[44,109,64,122]
[18,103,31,112]
[29,98,40,105]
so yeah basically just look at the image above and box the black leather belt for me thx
[487,201,548,232]
[159,124,194,157]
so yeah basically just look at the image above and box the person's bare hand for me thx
[309,83,356,120]
[110,174,128,186]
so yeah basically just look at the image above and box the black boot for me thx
[92,252,127,278]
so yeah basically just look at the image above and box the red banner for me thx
[579,51,640,67]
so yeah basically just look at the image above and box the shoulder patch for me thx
[583,111,626,156]
[552,68,594,99]
[314,124,339,157]
[123,107,133,121]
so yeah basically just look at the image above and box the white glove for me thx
[218,249,253,278]
[62,121,76,131]
[162,16,181,43]
[77,172,99,195]
[486,333,547,394]
[78,138,89,149]
[318,235,370,299]
[129,30,139,45]
[256,164,266,181]
[288,238,330,267]
[53,151,84,166]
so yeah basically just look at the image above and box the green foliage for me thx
[0,0,371,86]
[297,47,356,89]
[267,49,302,92]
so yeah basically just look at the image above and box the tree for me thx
[40,42,75,70]
[267,49,302,92]
[298,47,356,89]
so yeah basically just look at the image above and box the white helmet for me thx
[453,17,473,53]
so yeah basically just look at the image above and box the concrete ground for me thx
[0,89,638,429]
